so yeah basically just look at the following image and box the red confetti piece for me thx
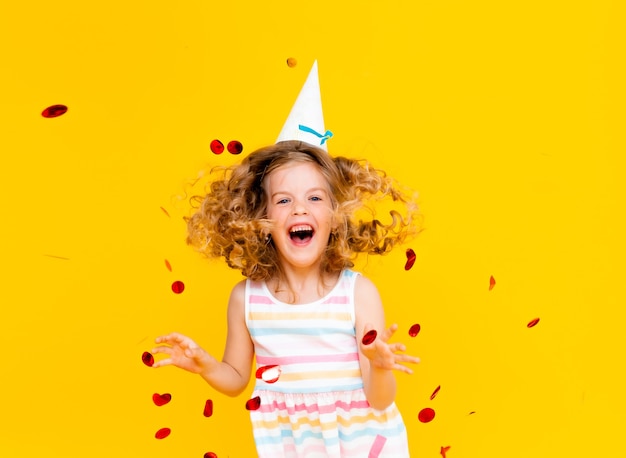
[155,427,171,439]
[227,140,243,155]
[204,453,218,458]
[164,259,172,272]
[245,396,261,411]
[489,275,496,290]
[255,365,282,384]
[41,104,68,118]
[527,317,540,328]
[286,57,297,67]
[160,206,170,217]
[203,399,213,417]
[152,393,171,406]
[430,385,441,400]
[142,351,154,367]
[440,445,451,458]
[171,280,185,294]
[210,139,224,154]
[368,434,387,458]
[362,329,377,345]
[408,323,421,337]
[404,248,416,270]
[418,407,436,423]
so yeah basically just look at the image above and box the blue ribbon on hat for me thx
[298,124,334,145]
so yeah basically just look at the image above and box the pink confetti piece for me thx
[142,351,154,367]
[404,248,416,270]
[368,434,387,458]
[489,275,496,290]
[203,399,214,417]
[171,280,185,294]
[362,329,377,345]
[164,259,172,272]
[152,393,171,406]
[210,139,224,154]
[418,407,436,423]
[255,365,282,384]
[155,427,171,439]
[41,104,68,118]
[527,317,540,328]
[227,140,243,155]
[408,323,421,337]
[245,396,261,411]
[440,445,451,457]
[204,453,218,458]
[160,206,170,217]
[430,385,441,400]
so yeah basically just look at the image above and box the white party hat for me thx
[276,60,333,150]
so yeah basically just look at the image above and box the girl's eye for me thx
[277,198,290,205]
[309,196,322,202]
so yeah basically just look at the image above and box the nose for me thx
[292,200,308,215]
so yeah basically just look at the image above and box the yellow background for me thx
[1,1,624,457]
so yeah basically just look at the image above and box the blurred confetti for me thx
[430,385,441,400]
[362,329,377,345]
[286,57,297,67]
[418,407,436,423]
[227,140,243,155]
[160,206,170,217]
[210,139,225,154]
[165,259,172,272]
[408,323,421,337]
[246,396,261,411]
[404,248,416,270]
[41,104,68,118]
[256,365,282,384]
[171,280,185,294]
[440,445,451,457]
[368,434,387,458]
[152,393,171,406]
[204,399,214,417]
[43,254,70,260]
[527,317,540,328]
[489,275,496,290]
[155,427,171,439]
[142,351,154,367]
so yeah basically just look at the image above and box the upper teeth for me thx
[290,225,312,233]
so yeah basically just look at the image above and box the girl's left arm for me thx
[354,275,420,411]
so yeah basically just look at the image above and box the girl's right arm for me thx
[151,280,254,397]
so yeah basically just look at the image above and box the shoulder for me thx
[354,274,383,308]
[227,279,247,312]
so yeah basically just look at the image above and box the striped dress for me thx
[245,270,410,457]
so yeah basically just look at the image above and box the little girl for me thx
[152,140,421,457]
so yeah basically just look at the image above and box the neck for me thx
[271,264,339,304]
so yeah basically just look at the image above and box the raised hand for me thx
[151,332,217,374]
[359,323,420,374]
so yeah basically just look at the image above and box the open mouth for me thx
[289,225,314,243]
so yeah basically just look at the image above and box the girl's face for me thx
[264,161,335,271]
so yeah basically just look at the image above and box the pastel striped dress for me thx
[245,270,410,457]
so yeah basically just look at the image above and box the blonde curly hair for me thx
[186,140,420,281]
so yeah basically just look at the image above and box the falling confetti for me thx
[41,104,68,118]
[155,427,171,439]
[142,351,154,367]
[171,280,185,294]
[43,254,70,260]
[430,385,441,400]
[246,396,261,411]
[527,317,540,328]
[368,434,387,458]
[418,407,436,423]
[160,206,170,217]
[210,139,225,154]
[408,323,421,337]
[255,365,282,384]
[227,140,243,155]
[165,259,172,272]
[405,248,416,270]
[286,57,298,67]
[152,393,171,406]
[489,275,496,290]
[440,445,451,458]
[204,399,214,417]
[204,453,218,458]
[362,329,377,345]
